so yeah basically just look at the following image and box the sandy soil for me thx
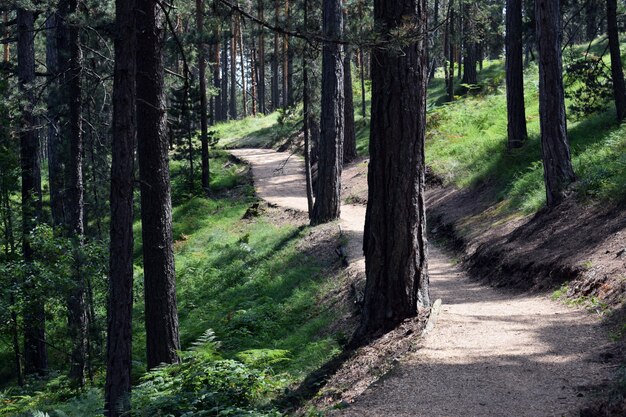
[230,148,616,416]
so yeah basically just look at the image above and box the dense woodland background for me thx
[1,0,626,415]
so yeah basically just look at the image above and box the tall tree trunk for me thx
[447,0,455,101]
[197,0,210,192]
[505,0,528,148]
[57,0,88,387]
[18,6,48,377]
[47,12,65,228]
[343,8,357,163]
[282,0,290,107]
[462,43,478,85]
[230,18,238,119]
[238,16,248,117]
[222,37,229,119]
[257,0,266,113]
[271,0,280,110]
[105,0,136,414]
[136,0,181,369]
[303,0,314,214]
[355,0,430,343]
[607,0,626,121]
[311,0,344,225]
[536,0,576,207]
[213,38,223,122]
[358,48,366,117]
[250,43,258,116]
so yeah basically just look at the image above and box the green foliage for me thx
[564,55,613,120]
[132,331,283,417]
[425,56,626,213]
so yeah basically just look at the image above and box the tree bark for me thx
[310,0,344,225]
[303,0,314,215]
[214,40,223,122]
[607,0,626,121]
[271,0,280,110]
[343,8,357,164]
[197,0,210,192]
[355,0,430,342]
[250,42,258,116]
[47,11,65,228]
[358,48,366,117]
[505,0,528,148]
[446,0,455,101]
[222,37,229,119]
[536,0,576,207]
[105,0,136,414]
[18,5,48,377]
[238,15,248,117]
[56,0,88,387]
[136,0,181,369]
[230,17,238,119]
[257,0,266,113]
[282,0,290,108]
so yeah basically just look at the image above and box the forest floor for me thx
[230,148,621,416]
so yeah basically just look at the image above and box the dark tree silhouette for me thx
[505,0,528,148]
[536,0,576,206]
[311,0,344,225]
[355,0,430,341]
[136,0,181,369]
[105,0,136,414]
[607,0,626,121]
[18,5,48,377]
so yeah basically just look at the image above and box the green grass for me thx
[129,155,343,379]
[215,112,281,148]
[1,153,343,417]
[214,109,302,149]
[426,55,626,212]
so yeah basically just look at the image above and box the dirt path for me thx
[230,148,614,416]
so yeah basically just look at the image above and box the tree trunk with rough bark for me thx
[303,0,314,214]
[446,0,455,101]
[222,38,229,119]
[310,0,344,225]
[230,18,238,119]
[283,0,290,107]
[607,0,626,121]
[257,0,266,113]
[18,6,48,377]
[355,0,430,343]
[56,0,88,387]
[197,0,210,192]
[505,0,528,149]
[271,0,280,110]
[238,16,248,117]
[46,12,64,230]
[343,9,357,164]
[536,0,576,207]
[105,0,136,414]
[136,0,181,369]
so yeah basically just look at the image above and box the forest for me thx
[1,0,626,415]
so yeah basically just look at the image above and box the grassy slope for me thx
[211,41,626,216]
[0,153,343,416]
[427,54,626,213]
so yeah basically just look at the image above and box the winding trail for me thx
[230,148,614,417]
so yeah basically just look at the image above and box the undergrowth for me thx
[1,153,342,417]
